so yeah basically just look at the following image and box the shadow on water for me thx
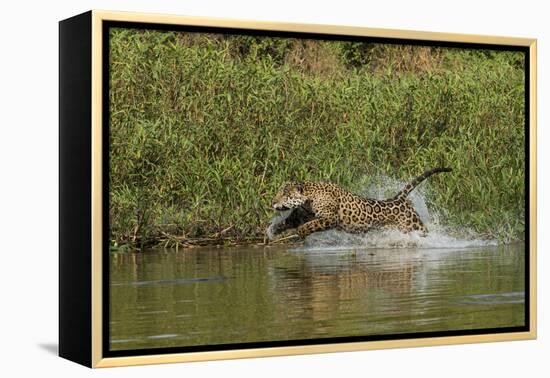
[111,276,227,287]
[109,243,525,351]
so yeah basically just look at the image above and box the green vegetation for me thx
[109,28,525,250]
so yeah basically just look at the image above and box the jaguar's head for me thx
[272,182,307,211]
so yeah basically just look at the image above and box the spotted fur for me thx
[270,167,451,238]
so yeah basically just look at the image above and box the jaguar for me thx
[269,167,452,239]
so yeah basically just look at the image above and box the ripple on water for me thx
[111,276,226,287]
[147,334,179,340]
[455,292,525,305]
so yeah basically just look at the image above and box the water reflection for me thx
[110,244,525,351]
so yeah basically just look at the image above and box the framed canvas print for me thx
[59,10,537,368]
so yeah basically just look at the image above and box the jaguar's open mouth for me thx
[273,204,290,211]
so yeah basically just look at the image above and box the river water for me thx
[109,242,525,351]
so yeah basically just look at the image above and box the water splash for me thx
[301,227,497,250]
[268,175,497,250]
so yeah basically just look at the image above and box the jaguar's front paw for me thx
[266,223,299,241]
[296,226,309,239]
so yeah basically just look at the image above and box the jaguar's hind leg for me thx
[414,220,428,237]
[397,210,428,237]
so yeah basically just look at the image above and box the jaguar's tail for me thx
[393,167,452,201]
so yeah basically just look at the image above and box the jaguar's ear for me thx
[294,182,304,193]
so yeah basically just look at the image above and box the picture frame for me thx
[59,10,537,368]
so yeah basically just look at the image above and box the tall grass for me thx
[109,28,525,249]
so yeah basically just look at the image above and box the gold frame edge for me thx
[95,332,535,368]
[528,40,537,338]
[89,9,537,368]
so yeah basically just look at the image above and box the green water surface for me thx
[109,243,525,351]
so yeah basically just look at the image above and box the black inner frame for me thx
[102,20,531,358]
